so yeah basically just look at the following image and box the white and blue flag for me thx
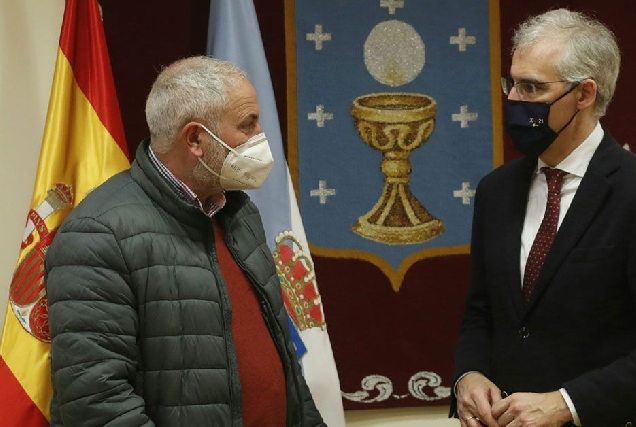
[207,2,346,425]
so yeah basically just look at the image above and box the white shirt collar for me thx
[536,122,604,177]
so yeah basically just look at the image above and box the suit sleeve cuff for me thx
[559,388,581,426]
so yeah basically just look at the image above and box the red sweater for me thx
[214,220,287,426]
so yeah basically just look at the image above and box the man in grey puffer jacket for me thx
[45,56,327,426]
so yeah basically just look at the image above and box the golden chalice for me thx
[350,92,444,245]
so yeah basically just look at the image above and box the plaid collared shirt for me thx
[147,145,225,217]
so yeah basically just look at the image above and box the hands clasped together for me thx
[456,373,573,427]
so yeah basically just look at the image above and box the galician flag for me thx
[0,0,130,424]
[207,1,346,425]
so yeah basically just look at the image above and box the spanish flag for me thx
[0,0,130,424]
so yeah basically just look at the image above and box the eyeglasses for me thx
[500,76,569,97]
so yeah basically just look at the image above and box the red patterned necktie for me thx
[523,167,567,303]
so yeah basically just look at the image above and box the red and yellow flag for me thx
[0,0,130,424]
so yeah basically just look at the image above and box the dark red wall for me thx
[100,0,286,156]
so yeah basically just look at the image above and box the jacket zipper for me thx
[208,230,243,426]
[226,237,306,425]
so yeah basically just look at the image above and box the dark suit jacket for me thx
[453,131,636,426]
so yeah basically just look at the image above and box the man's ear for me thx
[577,78,597,111]
[180,122,204,156]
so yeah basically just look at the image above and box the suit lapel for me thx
[523,133,620,313]
[503,157,537,319]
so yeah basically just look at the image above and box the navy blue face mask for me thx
[504,84,579,157]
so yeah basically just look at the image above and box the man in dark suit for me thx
[452,8,636,427]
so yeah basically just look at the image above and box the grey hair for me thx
[512,8,620,117]
[145,55,247,153]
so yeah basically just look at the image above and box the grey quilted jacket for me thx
[45,140,326,426]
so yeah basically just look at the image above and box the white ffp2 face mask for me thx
[198,124,274,191]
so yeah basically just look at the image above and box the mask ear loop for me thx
[196,124,225,178]
[198,123,239,155]
[197,156,222,178]
[549,82,581,134]
[556,109,579,134]
[548,81,580,106]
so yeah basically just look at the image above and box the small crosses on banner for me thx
[452,105,478,128]
[380,0,404,15]
[310,180,336,204]
[450,28,476,51]
[453,182,476,205]
[308,105,334,128]
[306,24,331,50]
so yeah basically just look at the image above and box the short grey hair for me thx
[145,55,247,153]
[512,8,620,117]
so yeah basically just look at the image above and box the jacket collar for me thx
[131,138,250,230]
[518,130,621,317]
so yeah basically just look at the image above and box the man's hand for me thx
[491,391,573,426]
[457,372,503,427]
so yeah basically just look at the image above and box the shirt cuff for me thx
[559,388,581,426]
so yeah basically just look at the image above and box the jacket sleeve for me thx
[287,337,327,427]
[450,179,494,417]
[45,216,154,427]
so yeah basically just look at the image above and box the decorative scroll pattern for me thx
[341,371,451,403]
